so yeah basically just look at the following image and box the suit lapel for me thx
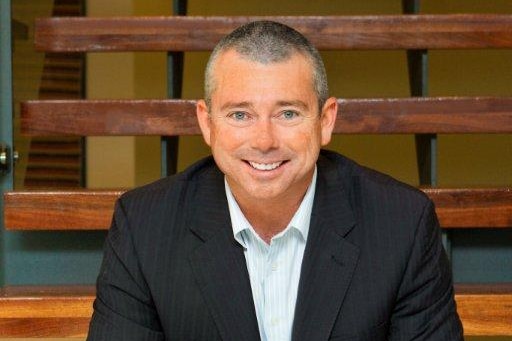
[292,156,360,341]
[188,165,260,341]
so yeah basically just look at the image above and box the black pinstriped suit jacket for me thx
[87,150,463,341]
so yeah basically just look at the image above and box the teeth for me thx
[248,161,283,171]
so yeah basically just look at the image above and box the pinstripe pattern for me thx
[87,150,463,341]
[225,169,316,341]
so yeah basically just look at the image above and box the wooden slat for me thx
[4,190,122,230]
[0,285,94,338]
[26,154,80,165]
[0,286,95,318]
[21,97,512,136]
[35,15,512,52]
[0,284,509,337]
[427,188,512,228]
[22,179,81,189]
[0,317,91,337]
[22,99,197,136]
[4,188,511,230]
[455,283,512,336]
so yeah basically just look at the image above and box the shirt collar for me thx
[225,167,317,247]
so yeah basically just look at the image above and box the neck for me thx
[230,173,314,244]
[240,196,302,244]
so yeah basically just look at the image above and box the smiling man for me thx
[196,47,337,244]
[88,21,463,341]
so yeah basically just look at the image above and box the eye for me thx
[229,111,248,121]
[281,110,298,120]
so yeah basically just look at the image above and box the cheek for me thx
[281,126,322,152]
[210,125,246,152]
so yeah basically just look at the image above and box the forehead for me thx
[210,50,316,104]
[212,48,313,76]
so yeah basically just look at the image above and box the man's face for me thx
[197,49,337,204]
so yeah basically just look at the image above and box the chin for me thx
[244,185,286,201]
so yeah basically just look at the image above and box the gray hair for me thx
[204,20,329,111]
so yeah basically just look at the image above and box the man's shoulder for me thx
[320,150,435,253]
[319,149,430,209]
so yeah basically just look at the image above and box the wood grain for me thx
[35,15,512,52]
[4,188,511,230]
[3,190,122,230]
[21,97,512,136]
[0,284,509,337]
[0,286,95,319]
[455,283,512,336]
[0,318,91,337]
[0,286,94,337]
[426,188,512,228]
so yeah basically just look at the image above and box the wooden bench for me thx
[0,285,94,337]
[0,284,510,337]
[2,14,512,337]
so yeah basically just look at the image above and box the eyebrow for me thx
[219,101,253,111]
[219,100,310,111]
[276,100,309,110]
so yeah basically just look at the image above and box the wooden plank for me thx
[0,284,509,337]
[0,317,91,337]
[21,97,512,136]
[35,15,512,52]
[4,188,511,230]
[0,285,95,318]
[21,99,197,136]
[427,188,512,228]
[0,285,94,337]
[455,283,512,336]
[4,190,122,230]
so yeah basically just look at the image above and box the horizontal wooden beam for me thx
[4,188,511,230]
[35,15,512,52]
[0,285,94,338]
[21,97,512,136]
[0,284,509,337]
[425,188,512,228]
[4,190,122,230]
[455,283,512,336]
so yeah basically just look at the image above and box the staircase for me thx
[1,9,511,339]
[24,0,84,189]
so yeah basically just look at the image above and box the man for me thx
[88,21,463,340]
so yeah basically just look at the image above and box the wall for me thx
[86,0,136,188]
[86,0,167,188]
[84,0,512,188]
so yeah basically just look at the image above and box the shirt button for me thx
[271,263,278,271]
[271,317,279,326]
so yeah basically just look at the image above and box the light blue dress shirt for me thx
[225,168,317,341]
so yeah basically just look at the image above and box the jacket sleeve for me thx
[388,200,464,340]
[87,199,164,341]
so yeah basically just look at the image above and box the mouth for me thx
[246,160,287,171]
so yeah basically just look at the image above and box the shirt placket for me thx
[263,237,286,341]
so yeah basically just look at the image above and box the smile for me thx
[248,161,284,171]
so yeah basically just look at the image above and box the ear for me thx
[320,97,338,146]
[196,99,212,146]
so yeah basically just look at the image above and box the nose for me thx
[250,118,279,152]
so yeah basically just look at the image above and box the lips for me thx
[248,161,284,171]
